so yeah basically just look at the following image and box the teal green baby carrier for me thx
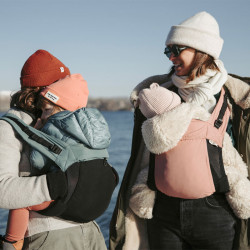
[1,112,118,223]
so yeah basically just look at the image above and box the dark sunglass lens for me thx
[164,47,172,58]
[171,45,179,57]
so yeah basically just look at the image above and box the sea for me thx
[0,110,134,247]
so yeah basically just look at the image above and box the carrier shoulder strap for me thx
[1,113,109,171]
[3,115,62,154]
[0,113,63,163]
[214,92,228,129]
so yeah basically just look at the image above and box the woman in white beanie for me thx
[109,11,250,250]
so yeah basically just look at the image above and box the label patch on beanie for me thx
[44,91,59,103]
[60,67,64,73]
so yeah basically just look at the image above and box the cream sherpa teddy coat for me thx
[123,76,250,250]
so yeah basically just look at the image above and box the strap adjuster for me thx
[49,144,62,154]
[214,118,223,128]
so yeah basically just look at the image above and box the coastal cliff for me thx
[0,91,133,112]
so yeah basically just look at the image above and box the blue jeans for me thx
[147,192,237,250]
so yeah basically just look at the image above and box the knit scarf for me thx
[171,60,228,112]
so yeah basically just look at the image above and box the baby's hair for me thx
[36,95,64,114]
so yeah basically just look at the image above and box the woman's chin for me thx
[175,69,188,77]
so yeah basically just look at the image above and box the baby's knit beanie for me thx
[138,83,181,118]
[166,11,223,59]
[20,49,70,88]
[40,74,89,111]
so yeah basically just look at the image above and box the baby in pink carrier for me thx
[139,82,225,199]
[129,82,250,220]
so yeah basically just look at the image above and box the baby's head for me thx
[37,73,89,123]
[138,83,181,118]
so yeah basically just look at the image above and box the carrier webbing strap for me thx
[214,93,228,129]
[1,113,109,172]
[1,115,62,155]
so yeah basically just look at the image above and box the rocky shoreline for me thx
[0,91,133,112]
[87,97,132,111]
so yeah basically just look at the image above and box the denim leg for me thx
[148,192,236,250]
[147,217,191,250]
[189,194,236,250]
[147,192,192,249]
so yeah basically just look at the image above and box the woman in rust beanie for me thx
[0,50,107,250]
[3,74,110,250]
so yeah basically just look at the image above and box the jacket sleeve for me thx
[0,120,51,209]
[223,133,250,219]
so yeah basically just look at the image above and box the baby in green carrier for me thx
[3,74,112,250]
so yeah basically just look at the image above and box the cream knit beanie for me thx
[166,11,223,59]
[138,83,181,118]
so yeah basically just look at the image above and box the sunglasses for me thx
[164,45,188,58]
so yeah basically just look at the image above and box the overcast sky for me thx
[0,0,249,97]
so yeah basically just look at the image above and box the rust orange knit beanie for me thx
[40,74,89,111]
[20,49,70,88]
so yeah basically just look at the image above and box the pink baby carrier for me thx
[148,88,230,199]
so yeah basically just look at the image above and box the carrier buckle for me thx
[49,144,62,154]
[214,118,223,128]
